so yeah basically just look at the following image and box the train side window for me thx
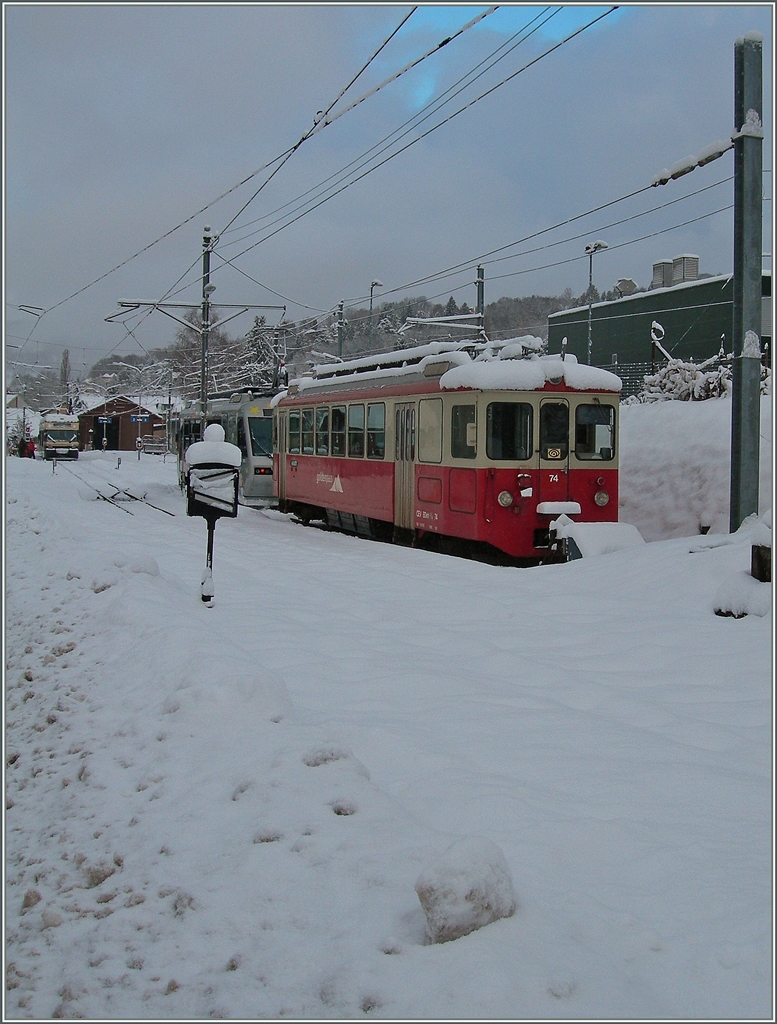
[418,398,443,463]
[272,413,278,452]
[331,406,346,456]
[540,402,569,460]
[301,408,314,454]
[367,403,385,459]
[487,403,532,460]
[315,407,330,456]
[348,404,365,458]
[288,409,301,454]
[237,417,248,457]
[451,405,476,459]
[575,403,615,460]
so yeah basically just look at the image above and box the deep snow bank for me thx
[619,396,772,541]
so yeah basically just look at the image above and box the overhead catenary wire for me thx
[220,7,560,247]
[216,6,619,271]
[11,7,420,364]
[216,6,424,238]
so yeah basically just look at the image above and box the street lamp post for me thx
[369,279,383,337]
[584,240,608,364]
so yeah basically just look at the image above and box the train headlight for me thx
[497,490,514,507]
[594,490,610,507]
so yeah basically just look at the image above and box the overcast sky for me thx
[4,3,774,380]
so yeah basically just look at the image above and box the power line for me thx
[219,7,619,271]
[220,7,559,248]
[216,6,423,238]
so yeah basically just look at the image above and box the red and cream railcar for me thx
[272,340,622,563]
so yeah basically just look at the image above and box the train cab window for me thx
[315,407,330,456]
[451,405,476,459]
[487,402,532,461]
[367,403,385,459]
[288,409,301,454]
[301,408,314,454]
[331,406,346,456]
[575,403,615,460]
[540,402,569,460]
[348,404,365,458]
[418,398,443,463]
[248,417,272,458]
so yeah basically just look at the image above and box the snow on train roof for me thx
[281,337,621,396]
[439,353,622,392]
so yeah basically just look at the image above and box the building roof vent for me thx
[673,254,699,284]
[652,260,674,289]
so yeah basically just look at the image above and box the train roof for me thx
[277,337,622,400]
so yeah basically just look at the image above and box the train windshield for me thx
[45,430,77,442]
[575,403,615,460]
[248,417,272,458]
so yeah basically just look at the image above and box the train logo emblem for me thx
[329,475,344,493]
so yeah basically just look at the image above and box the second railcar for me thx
[273,339,622,563]
[172,391,275,505]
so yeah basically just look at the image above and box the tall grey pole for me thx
[729,32,763,532]
[201,227,212,424]
[476,265,485,336]
[337,300,344,359]
[587,253,594,364]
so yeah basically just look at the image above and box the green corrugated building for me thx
[547,256,771,393]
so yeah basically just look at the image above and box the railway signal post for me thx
[184,424,241,605]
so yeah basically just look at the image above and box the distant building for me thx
[78,396,166,451]
[547,256,771,393]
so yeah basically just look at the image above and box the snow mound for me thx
[713,571,771,618]
[415,836,516,943]
[550,514,645,558]
[185,424,241,468]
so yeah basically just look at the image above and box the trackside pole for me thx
[729,31,763,531]
[201,515,217,603]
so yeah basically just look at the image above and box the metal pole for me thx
[201,227,212,424]
[729,32,763,532]
[476,265,485,336]
[587,253,594,365]
[337,300,344,359]
[137,373,142,460]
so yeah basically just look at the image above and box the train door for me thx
[394,403,416,529]
[537,398,570,502]
[276,411,287,502]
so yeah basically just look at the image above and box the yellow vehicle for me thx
[39,415,80,460]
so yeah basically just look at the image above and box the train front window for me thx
[248,416,272,458]
[540,402,569,460]
[575,403,615,460]
[487,403,532,461]
[331,406,346,456]
[315,407,330,456]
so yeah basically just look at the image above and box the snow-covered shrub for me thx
[415,836,516,943]
[639,356,731,402]
[634,355,770,402]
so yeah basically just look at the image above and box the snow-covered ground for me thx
[4,398,773,1021]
